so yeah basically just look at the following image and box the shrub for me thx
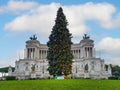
[100,78,106,80]
[5,76,16,80]
[108,76,118,80]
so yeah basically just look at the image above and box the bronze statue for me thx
[83,34,90,39]
[30,34,37,40]
[31,64,36,72]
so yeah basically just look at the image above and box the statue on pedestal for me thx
[30,34,37,40]
[83,34,90,40]
[31,64,36,73]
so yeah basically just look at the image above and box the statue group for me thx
[83,34,90,39]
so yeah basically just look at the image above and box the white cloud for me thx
[4,3,60,38]
[4,2,120,41]
[0,0,39,14]
[0,49,24,68]
[96,37,120,53]
[108,57,120,65]
[95,37,120,65]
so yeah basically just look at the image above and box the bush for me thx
[100,78,106,80]
[5,76,16,80]
[85,78,91,79]
[108,76,118,80]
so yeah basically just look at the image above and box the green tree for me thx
[47,7,73,76]
[111,65,120,77]
[0,67,15,73]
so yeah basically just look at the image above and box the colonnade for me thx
[27,48,93,59]
[39,50,48,59]
[27,48,35,59]
[71,50,81,59]
[85,47,93,57]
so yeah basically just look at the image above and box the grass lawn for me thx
[0,79,120,90]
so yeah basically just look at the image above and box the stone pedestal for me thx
[31,73,36,78]
[90,70,95,75]
[25,71,29,76]
[84,73,89,78]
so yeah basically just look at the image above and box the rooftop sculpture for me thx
[30,34,37,40]
[83,34,90,40]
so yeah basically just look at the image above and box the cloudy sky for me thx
[0,0,120,68]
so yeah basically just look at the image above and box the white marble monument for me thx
[9,34,111,79]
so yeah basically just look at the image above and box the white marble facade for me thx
[9,35,111,79]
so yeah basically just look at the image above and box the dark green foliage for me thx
[47,7,73,76]
[105,64,108,71]
[5,76,16,80]
[0,67,15,73]
[110,65,120,77]
[108,76,118,80]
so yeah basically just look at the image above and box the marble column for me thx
[46,50,47,59]
[79,50,80,59]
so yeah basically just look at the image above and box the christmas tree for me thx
[47,7,73,77]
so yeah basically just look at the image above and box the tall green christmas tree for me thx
[47,7,73,77]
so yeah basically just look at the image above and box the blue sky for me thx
[0,0,120,67]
